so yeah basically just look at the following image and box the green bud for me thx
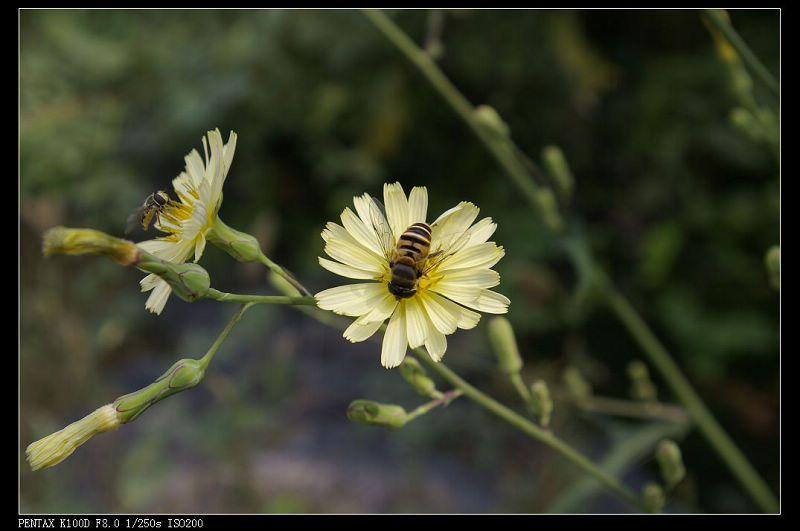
[541,145,574,201]
[627,360,658,402]
[765,245,780,290]
[487,317,523,374]
[474,105,510,138]
[346,399,408,430]
[207,216,264,263]
[42,226,141,265]
[399,357,439,398]
[563,366,592,403]
[642,481,665,513]
[113,358,206,424]
[136,256,211,303]
[656,439,686,490]
[536,187,563,232]
[529,380,553,428]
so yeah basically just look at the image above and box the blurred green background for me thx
[20,9,779,513]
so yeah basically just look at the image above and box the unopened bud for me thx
[474,105,510,138]
[42,227,140,265]
[536,188,563,232]
[346,399,408,430]
[399,357,439,398]
[26,404,121,471]
[542,145,574,201]
[642,481,665,513]
[113,358,206,424]
[563,366,592,403]
[136,257,211,303]
[656,439,686,490]
[529,380,553,428]
[765,245,779,290]
[207,216,263,263]
[488,317,523,374]
[627,360,658,402]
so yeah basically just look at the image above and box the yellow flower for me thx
[25,404,121,471]
[138,129,237,314]
[315,182,510,368]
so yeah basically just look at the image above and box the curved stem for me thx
[198,303,253,369]
[363,9,777,513]
[205,288,317,306]
[602,281,779,513]
[703,9,779,98]
[411,347,649,512]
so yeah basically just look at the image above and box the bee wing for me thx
[124,206,145,234]
[367,195,396,262]
[422,229,472,275]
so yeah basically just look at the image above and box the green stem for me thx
[602,280,778,513]
[257,252,312,297]
[198,303,253,369]
[703,9,779,98]
[363,9,777,513]
[411,347,649,512]
[509,372,532,404]
[205,288,317,306]
[406,389,463,422]
[361,9,561,231]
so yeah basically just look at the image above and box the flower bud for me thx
[42,227,140,265]
[529,379,553,428]
[765,245,779,290]
[26,404,121,471]
[627,360,658,402]
[474,105,510,138]
[399,357,439,398]
[113,358,206,424]
[656,439,686,490]
[541,145,574,202]
[346,399,408,430]
[563,366,592,403]
[207,216,264,263]
[135,256,211,303]
[642,481,665,513]
[487,317,523,375]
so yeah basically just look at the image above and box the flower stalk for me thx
[410,347,649,512]
[363,9,777,512]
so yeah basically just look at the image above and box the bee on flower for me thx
[315,182,510,368]
[136,128,237,314]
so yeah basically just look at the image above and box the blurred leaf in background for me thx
[20,9,778,513]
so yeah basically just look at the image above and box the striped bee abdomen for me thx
[388,222,433,299]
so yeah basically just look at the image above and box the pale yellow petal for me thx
[424,290,482,330]
[360,291,399,322]
[424,327,447,362]
[381,304,408,368]
[417,291,458,335]
[407,186,428,224]
[432,201,479,241]
[340,207,385,258]
[434,268,500,289]
[322,222,386,273]
[343,316,384,343]
[143,279,172,315]
[318,257,377,280]
[315,283,388,317]
[473,289,511,314]
[438,241,504,271]
[464,217,497,247]
[383,182,410,240]
[404,297,428,349]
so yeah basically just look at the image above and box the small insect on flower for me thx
[125,190,174,234]
[316,182,510,368]
[136,128,238,315]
